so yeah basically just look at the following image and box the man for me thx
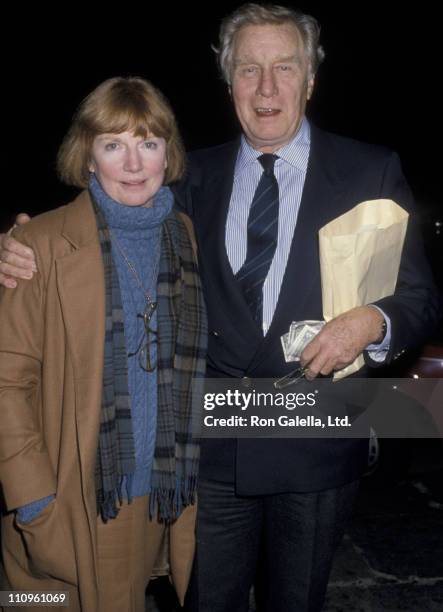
[1,4,440,611]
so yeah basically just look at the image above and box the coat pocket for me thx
[16,499,77,585]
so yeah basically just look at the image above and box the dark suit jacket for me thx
[173,124,440,494]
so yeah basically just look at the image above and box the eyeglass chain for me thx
[108,229,159,315]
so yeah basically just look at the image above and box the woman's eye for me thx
[143,141,158,149]
[105,142,119,151]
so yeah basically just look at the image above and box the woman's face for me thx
[89,131,167,206]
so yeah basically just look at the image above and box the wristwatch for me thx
[379,318,387,342]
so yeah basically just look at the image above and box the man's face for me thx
[231,23,314,153]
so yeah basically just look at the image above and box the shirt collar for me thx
[235,116,311,176]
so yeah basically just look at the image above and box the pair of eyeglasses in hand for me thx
[274,365,307,389]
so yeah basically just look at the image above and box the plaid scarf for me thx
[92,201,207,522]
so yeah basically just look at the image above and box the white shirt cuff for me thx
[366,305,391,362]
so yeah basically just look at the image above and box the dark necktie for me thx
[235,153,279,324]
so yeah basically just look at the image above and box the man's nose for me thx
[124,147,143,172]
[257,68,278,98]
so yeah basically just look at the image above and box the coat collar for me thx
[61,190,100,250]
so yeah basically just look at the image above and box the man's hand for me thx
[300,306,385,380]
[0,214,35,288]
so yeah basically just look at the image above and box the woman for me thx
[0,77,207,611]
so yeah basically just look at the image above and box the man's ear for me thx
[307,76,315,101]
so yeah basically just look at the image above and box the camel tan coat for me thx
[0,192,197,611]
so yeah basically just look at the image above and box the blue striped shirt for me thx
[225,118,390,356]
[226,117,311,335]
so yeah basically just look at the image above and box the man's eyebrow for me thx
[234,53,301,66]
[233,56,257,66]
[276,54,302,64]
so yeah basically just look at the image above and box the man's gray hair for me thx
[214,3,325,84]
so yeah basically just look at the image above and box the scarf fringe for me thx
[98,473,135,522]
[99,490,119,523]
[149,474,198,523]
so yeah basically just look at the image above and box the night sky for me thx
[4,3,441,287]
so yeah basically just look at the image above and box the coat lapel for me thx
[55,192,105,502]
[56,192,105,381]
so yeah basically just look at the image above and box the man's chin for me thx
[247,131,291,152]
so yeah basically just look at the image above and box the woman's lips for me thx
[120,180,147,188]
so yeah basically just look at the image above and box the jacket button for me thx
[242,376,252,388]
[210,330,219,337]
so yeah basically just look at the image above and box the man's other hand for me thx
[0,214,35,288]
[300,306,385,380]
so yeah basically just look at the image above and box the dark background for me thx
[1,6,442,605]
[3,2,441,292]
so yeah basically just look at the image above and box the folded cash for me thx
[281,331,292,362]
[281,320,325,362]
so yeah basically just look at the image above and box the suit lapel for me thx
[195,141,262,343]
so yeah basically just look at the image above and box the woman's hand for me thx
[0,214,36,288]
